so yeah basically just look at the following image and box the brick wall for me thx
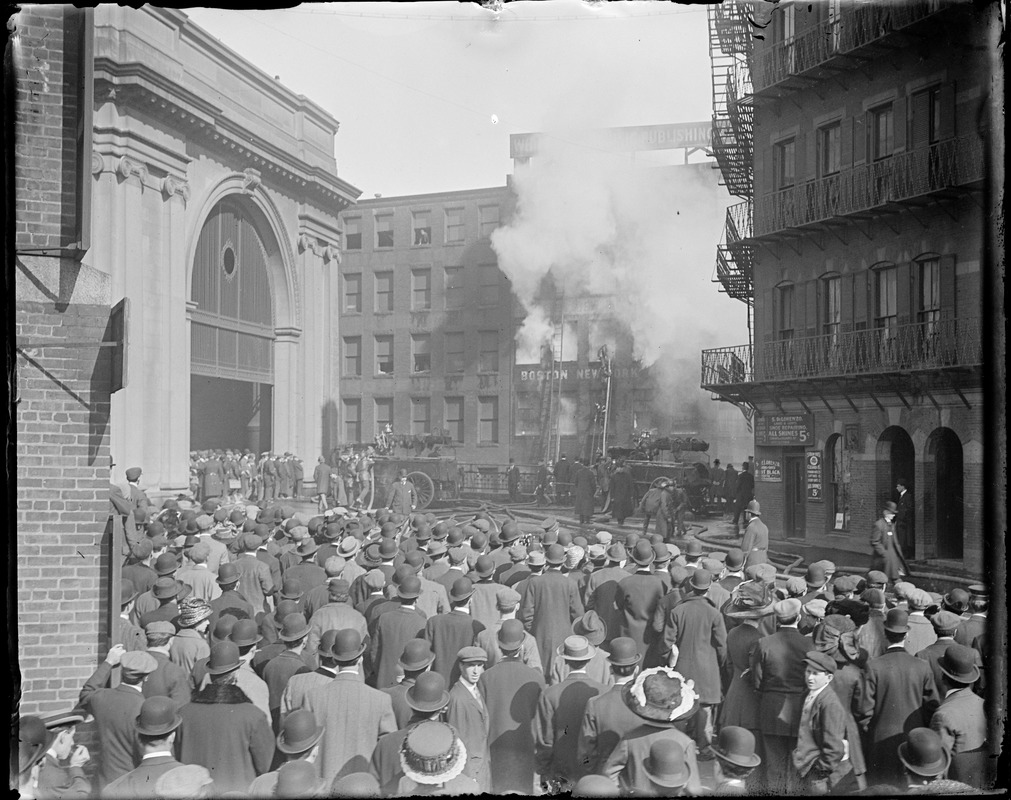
[13,5,112,716]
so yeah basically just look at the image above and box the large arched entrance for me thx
[190,199,278,454]
[875,426,914,512]
[925,428,963,559]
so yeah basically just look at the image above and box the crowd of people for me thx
[17,464,994,798]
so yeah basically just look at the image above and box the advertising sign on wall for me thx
[806,451,823,501]
[756,458,782,483]
[754,413,815,446]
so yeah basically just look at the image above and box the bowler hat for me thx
[277,613,311,643]
[607,637,641,667]
[557,635,595,662]
[206,641,242,675]
[315,629,340,658]
[332,629,366,662]
[398,575,422,600]
[712,726,761,769]
[684,539,704,558]
[898,728,950,777]
[631,540,655,567]
[229,618,261,648]
[216,562,240,586]
[210,614,238,645]
[399,639,435,672]
[296,538,319,558]
[275,760,323,798]
[121,579,139,606]
[724,548,745,571]
[17,716,53,776]
[276,709,324,755]
[135,695,182,736]
[938,644,980,684]
[154,553,180,577]
[428,541,448,558]
[279,577,304,601]
[497,619,526,652]
[803,649,837,674]
[643,739,691,788]
[499,521,521,542]
[690,569,712,592]
[406,672,450,713]
[152,577,183,600]
[884,607,910,633]
[805,564,827,588]
[475,555,495,579]
[545,543,567,565]
[942,588,970,614]
[379,539,399,560]
[274,599,300,624]
[571,611,607,646]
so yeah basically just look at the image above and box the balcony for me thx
[742,134,984,238]
[753,0,951,95]
[702,316,982,391]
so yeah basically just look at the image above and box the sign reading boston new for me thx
[754,413,815,446]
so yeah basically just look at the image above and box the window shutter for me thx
[939,254,956,318]
[805,131,817,181]
[853,271,868,328]
[816,278,825,333]
[896,262,912,325]
[760,145,773,197]
[806,280,818,337]
[840,118,853,168]
[760,288,775,344]
[841,273,854,331]
[938,82,956,140]
[793,283,806,335]
[852,115,866,165]
[893,96,907,153]
[910,90,930,149]
[909,261,922,321]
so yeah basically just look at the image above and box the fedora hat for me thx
[399,639,435,672]
[898,728,951,777]
[497,619,526,653]
[337,537,362,559]
[399,721,468,786]
[121,579,139,606]
[276,709,324,755]
[605,543,625,563]
[938,644,980,684]
[331,629,366,662]
[296,539,319,558]
[135,695,182,737]
[556,635,596,662]
[450,576,475,603]
[643,739,691,789]
[621,666,700,726]
[216,562,240,586]
[712,726,761,769]
[571,611,607,646]
[277,613,311,643]
[405,671,451,713]
[206,641,242,675]
[229,618,261,648]
[607,637,641,667]
[152,577,183,600]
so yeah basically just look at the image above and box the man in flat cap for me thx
[447,646,491,791]
[791,650,855,794]
[35,708,91,799]
[125,466,151,516]
[858,608,939,784]
[142,621,191,708]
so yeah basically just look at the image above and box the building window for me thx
[344,273,362,313]
[375,397,393,434]
[445,266,464,310]
[818,122,841,177]
[444,397,464,443]
[344,218,362,251]
[411,334,431,373]
[822,274,841,339]
[558,394,578,437]
[479,330,499,373]
[343,336,362,376]
[375,271,393,312]
[776,283,795,339]
[412,269,431,311]
[478,397,499,443]
[479,265,500,307]
[343,399,361,444]
[375,213,394,248]
[445,208,465,243]
[870,103,894,161]
[375,335,394,375]
[411,397,431,435]
[445,332,465,373]
[910,85,942,148]
[479,205,499,238]
[874,266,898,360]
[412,211,431,246]
[918,257,941,332]
[775,138,796,189]
[515,393,538,437]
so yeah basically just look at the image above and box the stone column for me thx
[272,328,302,454]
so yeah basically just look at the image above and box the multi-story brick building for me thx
[701,1,996,575]
[337,187,517,464]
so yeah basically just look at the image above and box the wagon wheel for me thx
[408,472,435,510]
[649,477,668,490]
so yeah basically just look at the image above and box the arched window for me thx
[825,432,849,530]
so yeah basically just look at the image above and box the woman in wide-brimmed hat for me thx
[718,582,774,732]
[396,721,478,796]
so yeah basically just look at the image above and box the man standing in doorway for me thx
[895,478,914,558]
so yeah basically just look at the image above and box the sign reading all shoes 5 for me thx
[754,413,814,446]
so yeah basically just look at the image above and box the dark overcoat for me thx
[750,627,813,737]
[78,664,144,788]
[614,571,665,660]
[102,754,181,799]
[741,517,770,567]
[573,464,597,518]
[478,660,545,794]
[930,686,989,788]
[533,673,604,782]
[369,725,412,796]
[424,610,485,686]
[519,570,584,676]
[370,605,427,689]
[447,682,490,791]
[830,660,867,777]
[576,683,649,775]
[664,593,728,704]
[262,649,312,728]
[602,724,703,795]
[869,517,904,580]
[585,565,629,647]
[200,458,226,499]
[916,637,981,696]
[720,622,762,729]
[609,467,635,522]
[143,650,191,708]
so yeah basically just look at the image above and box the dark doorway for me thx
[875,426,915,510]
[191,376,271,453]
[784,452,806,538]
[926,428,963,559]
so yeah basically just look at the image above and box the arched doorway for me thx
[825,433,849,531]
[925,428,963,559]
[190,199,278,454]
[875,426,914,513]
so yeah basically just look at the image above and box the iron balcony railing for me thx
[753,0,949,93]
[745,135,983,237]
[702,316,982,387]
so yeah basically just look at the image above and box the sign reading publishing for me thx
[754,413,814,446]
[510,122,712,159]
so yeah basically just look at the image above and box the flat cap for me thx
[457,646,488,663]
[496,587,521,610]
[803,650,836,674]
[773,598,802,620]
[120,650,158,675]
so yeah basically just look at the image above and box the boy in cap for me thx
[791,650,856,794]
[447,646,491,791]
[35,708,91,799]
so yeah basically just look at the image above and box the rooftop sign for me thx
[510,122,712,159]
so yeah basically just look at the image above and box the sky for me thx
[187,2,752,418]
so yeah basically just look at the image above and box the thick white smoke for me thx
[491,134,733,367]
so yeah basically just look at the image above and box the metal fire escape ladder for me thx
[537,325,564,465]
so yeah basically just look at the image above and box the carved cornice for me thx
[93,150,190,204]
[297,230,342,266]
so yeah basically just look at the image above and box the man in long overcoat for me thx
[446,647,491,792]
[386,469,417,515]
[200,453,226,501]
[608,460,635,526]
[869,501,905,581]
[663,569,728,752]
[740,500,769,568]
[615,540,665,661]
[478,621,546,794]
[313,456,331,509]
[423,577,486,686]
[584,544,629,647]
[894,478,914,556]
[518,544,584,677]
[572,459,597,524]
[929,644,989,788]
[370,576,427,689]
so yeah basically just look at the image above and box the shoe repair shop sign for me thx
[754,413,814,446]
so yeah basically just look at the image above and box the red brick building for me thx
[702,1,997,576]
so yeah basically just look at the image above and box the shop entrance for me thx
[926,428,963,559]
